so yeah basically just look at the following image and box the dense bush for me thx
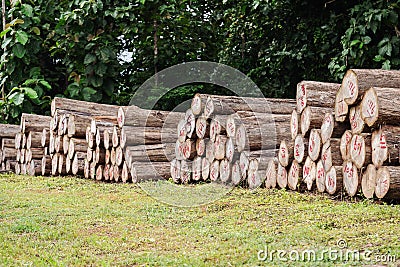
[0,0,399,123]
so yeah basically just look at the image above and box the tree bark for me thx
[0,124,20,138]
[21,114,51,133]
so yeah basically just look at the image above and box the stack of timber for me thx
[14,114,51,176]
[0,124,20,172]
[291,81,344,194]
[117,105,182,183]
[333,69,400,200]
[170,93,296,189]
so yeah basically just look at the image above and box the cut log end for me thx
[361,164,376,199]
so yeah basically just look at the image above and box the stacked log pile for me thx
[0,124,20,172]
[334,69,400,200]
[292,81,346,195]
[117,105,183,183]
[170,93,296,189]
[14,114,51,176]
[0,69,399,202]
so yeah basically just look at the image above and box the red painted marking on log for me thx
[347,80,355,97]
[295,144,300,157]
[301,84,306,95]
[380,133,387,149]
[304,166,310,177]
[317,168,324,180]
[281,147,286,158]
[328,176,334,188]
[367,99,376,117]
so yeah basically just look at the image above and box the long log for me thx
[296,81,340,113]
[361,87,400,127]
[371,127,400,167]
[375,166,400,199]
[303,156,316,191]
[288,160,301,190]
[1,138,15,150]
[342,160,359,197]
[130,162,171,183]
[235,113,291,152]
[125,143,175,163]
[21,114,51,133]
[325,166,343,195]
[117,106,183,128]
[0,124,20,138]
[276,163,287,189]
[120,126,176,148]
[341,69,400,105]
[72,152,85,175]
[349,134,372,169]
[192,94,296,117]
[51,97,120,117]
[316,160,326,193]
[361,164,376,199]
[300,106,331,137]
[67,113,92,138]
[265,159,277,189]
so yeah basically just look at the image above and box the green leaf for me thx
[12,44,26,58]
[1,37,12,49]
[22,79,37,86]
[90,76,103,87]
[82,87,97,101]
[66,83,80,98]
[84,54,96,64]
[10,106,20,118]
[350,40,360,47]
[21,4,33,17]
[9,91,24,105]
[361,36,371,44]
[39,80,51,90]
[382,60,391,70]
[0,28,11,38]
[32,27,41,35]
[23,87,38,99]
[16,31,29,45]
[6,18,24,28]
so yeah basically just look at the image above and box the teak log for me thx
[296,81,340,113]
[120,126,176,148]
[361,164,376,199]
[192,93,296,117]
[0,124,20,138]
[131,162,170,183]
[375,166,400,199]
[51,97,120,117]
[21,114,51,133]
[342,160,359,197]
[325,166,343,195]
[371,126,400,167]
[361,87,400,127]
[117,106,183,128]
[341,69,400,105]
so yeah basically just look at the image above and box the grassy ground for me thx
[0,174,399,266]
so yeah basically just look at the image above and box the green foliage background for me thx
[0,0,399,123]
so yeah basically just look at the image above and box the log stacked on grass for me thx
[0,124,20,171]
[13,114,51,176]
[170,93,297,188]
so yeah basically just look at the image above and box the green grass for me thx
[0,174,399,266]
